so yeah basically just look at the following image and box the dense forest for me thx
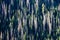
[0,0,60,40]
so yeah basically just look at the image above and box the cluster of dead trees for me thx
[0,0,60,40]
